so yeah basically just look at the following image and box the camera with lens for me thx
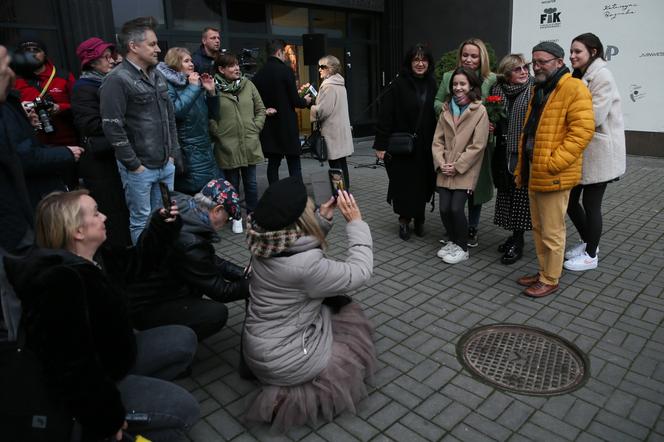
[24,96,56,133]
[238,48,260,77]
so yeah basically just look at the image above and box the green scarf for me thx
[214,74,242,94]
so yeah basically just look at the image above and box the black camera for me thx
[24,96,55,133]
[8,49,41,78]
[238,48,259,77]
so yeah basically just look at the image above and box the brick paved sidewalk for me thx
[180,141,664,441]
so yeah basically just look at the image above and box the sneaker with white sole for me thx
[565,241,587,260]
[231,218,243,234]
[563,252,598,271]
[436,241,456,259]
[442,244,469,264]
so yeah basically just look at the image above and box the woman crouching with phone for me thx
[241,177,375,432]
[432,67,489,264]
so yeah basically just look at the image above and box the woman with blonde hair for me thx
[241,177,375,432]
[5,190,200,440]
[156,47,220,194]
[311,54,354,189]
[434,38,497,248]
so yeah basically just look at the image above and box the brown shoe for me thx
[523,281,559,298]
[517,274,539,286]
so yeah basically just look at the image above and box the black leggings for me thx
[566,182,608,258]
[439,188,469,251]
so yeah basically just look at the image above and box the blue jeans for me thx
[224,165,258,213]
[117,161,175,244]
[118,325,199,441]
[266,154,302,184]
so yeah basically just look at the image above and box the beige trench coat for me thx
[310,73,354,160]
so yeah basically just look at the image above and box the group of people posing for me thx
[375,34,625,297]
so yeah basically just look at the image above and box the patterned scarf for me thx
[80,70,106,82]
[215,74,242,94]
[245,215,305,258]
[493,77,533,173]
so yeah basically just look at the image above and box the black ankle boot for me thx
[413,220,424,237]
[501,242,523,265]
[399,223,411,240]
[498,236,514,253]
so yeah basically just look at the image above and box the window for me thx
[227,1,266,34]
[311,9,345,39]
[0,0,55,26]
[169,0,221,31]
[271,5,308,36]
[111,0,165,28]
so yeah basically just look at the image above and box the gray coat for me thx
[243,218,373,386]
[100,60,180,171]
[579,59,626,185]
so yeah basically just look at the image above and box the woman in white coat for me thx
[564,32,626,272]
[311,55,354,189]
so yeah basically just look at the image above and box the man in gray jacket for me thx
[100,16,180,244]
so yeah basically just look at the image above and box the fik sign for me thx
[540,8,562,28]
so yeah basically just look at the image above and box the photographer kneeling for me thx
[127,179,250,340]
[5,190,199,441]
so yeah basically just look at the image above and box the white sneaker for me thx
[565,241,587,260]
[442,244,469,264]
[563,252,598,271]
[231,218,243,234]
[437,241,456,258]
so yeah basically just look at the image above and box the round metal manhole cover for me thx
[456,324,590,396]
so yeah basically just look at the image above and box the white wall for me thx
[511,0,664,132]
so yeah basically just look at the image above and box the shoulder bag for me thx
[302,121,328,163]
[386,98,426,156]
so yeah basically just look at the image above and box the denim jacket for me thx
[100,60,180,171]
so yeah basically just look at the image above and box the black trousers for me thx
[567,182,608,257]
[438,188,469,251]
[328,156,350,191]
[133,297,229,341]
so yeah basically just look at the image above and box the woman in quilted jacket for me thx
[156,47,221,195]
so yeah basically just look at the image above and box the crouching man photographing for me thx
[128,179,250,340]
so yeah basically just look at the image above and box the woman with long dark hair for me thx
[564,33,626,271]
[373,44,437,240]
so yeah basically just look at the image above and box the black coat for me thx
[0,98,34,252]
[373,73,437,219]
[71,77,131,247]
[126,192,248,319]
[4,213,181,440]
[2,91,74,207]
[252,57,308,156]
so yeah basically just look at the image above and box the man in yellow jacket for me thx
[514,41,594,298]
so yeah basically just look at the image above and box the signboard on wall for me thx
[511,0,664,132]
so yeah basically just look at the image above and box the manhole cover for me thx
[456,324,590,396]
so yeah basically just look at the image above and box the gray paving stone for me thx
[385,422,429,442]
[334,413,380,441]
[564,399,600,430]
[497,401,535,431]
[629,398,662,428]
[414,393,453,420]
[450,423,496,442]
[399,412,446,441]
[317,422,360,442]
[595,410,650,440]
[367,401,408,431]
[463,412,512,441]
[433,402,472,431]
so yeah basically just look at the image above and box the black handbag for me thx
[302,121,328,162]
[386,98,426,156]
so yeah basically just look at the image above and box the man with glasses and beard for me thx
[514,41,594,298]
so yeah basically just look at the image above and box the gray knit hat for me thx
[532,41,564,59]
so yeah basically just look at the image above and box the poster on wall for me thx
[511,0,664,133]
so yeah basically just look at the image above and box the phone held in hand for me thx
[328,168,345,198]
[158,182,171,209]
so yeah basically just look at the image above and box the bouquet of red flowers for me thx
[483,95,507,145]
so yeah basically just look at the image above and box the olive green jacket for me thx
[209,76,266,169]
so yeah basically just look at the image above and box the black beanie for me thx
[253,177,308,230]
[18,38,48,55]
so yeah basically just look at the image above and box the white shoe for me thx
[437,241,456,258]
[442,244,469,264]
[563,252,598,271]
[565,241,587,260]
[231,218,243,234]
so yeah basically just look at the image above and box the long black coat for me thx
[71,77,131,247]
[373,73,437,219]
[252,57,308,156]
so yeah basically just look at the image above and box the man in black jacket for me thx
[192,27,221,75]
[252,39,311,184]
[128,179,249,340]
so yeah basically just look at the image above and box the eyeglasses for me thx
[532,57,558,67]
[511,63,531,73]
[318,65,327,70]
[412,58,427,65]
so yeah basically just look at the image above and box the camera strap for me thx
[38,66,57,98]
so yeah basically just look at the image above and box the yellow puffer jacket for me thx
[515,73,594,192]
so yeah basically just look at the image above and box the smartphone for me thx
[159,182,171,209]
[328,168,345,198]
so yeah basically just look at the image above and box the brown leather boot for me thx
[517,274,539,286]
[523,281,559,298]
